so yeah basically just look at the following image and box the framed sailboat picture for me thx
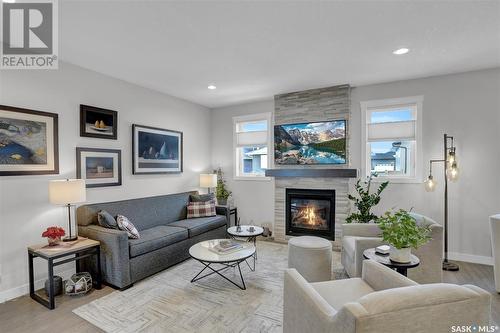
[0,105,59,176]
[132,124,183,174]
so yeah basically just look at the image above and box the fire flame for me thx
[305,206,316,225]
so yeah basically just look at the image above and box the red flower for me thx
[42,226,66,238]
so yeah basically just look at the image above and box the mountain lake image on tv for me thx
[274,120,346,165]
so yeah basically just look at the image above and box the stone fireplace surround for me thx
[268,84,354,249]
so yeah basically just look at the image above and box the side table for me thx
[27,237,102,310]
[363,248,420,277]
[217,205,238,226]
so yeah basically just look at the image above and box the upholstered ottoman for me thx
[288,236,332,282]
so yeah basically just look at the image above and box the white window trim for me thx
[360,96,423,184]
[233,112,272,181]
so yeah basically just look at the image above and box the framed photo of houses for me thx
[80,105,118,140]
[132,124,183,174]
[76,147,122,188]
[0,105,59,176]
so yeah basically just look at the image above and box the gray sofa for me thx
[77,191,229,289]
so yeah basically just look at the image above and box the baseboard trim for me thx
[0,268,75,303]
[448,252,493,266]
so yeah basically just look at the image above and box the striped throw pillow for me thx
[187,200,216,218]
[116,215,140,239]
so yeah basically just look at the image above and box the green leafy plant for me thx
[214,167,231,200]
[346,174,389,223]
[378,209,432,249]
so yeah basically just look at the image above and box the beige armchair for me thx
[341,212,443,284]
[284,260,491,333]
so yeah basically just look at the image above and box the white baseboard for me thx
[448,252,493,266]
[0,268,75,303]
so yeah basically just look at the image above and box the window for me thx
[233,113,271,179]
[361,96,423,182]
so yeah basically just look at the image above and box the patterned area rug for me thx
[73,241,346,333]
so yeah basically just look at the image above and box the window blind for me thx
[235,130,268,147]
[367,120,416,142]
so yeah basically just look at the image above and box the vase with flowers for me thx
[42,226,66,246]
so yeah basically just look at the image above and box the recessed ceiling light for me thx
[207,85,217,90]
[393,48,409,55]
[3,0,16,3]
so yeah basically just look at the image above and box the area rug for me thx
[73,241,345,333]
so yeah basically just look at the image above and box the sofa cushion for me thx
[190,193,215,202]
[311,278,374,311]
[168,215,226,237]
[129,225,188,258]
[97,210,118,229]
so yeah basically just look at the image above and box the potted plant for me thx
[214,167,231,205]
[42,226,66,246]
[346,174,389,223]
[378,209,432,263]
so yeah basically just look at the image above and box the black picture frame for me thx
[0,104,59,176]
[76,147,122,188]
[132,124,183,174]
[80,105,118,140]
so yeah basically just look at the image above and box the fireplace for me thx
[285,188,335,240]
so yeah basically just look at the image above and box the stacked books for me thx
[209,240,243,255]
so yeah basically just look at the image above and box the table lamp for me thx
[49,179,86,242]
[199,173,217,194]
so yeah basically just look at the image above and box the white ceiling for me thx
[60,0,500,108]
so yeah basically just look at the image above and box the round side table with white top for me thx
[227,225,263,271]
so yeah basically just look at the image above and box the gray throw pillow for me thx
[190,193,215,202]
[97,210,118,229]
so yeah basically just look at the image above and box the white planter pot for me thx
[389,247,411,263]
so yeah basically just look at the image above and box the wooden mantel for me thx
[265,168,358,178]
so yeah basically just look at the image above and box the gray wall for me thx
[211,68,500,264]
[0,62,213,301]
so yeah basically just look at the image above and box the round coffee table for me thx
[189,239,255,290]
[363,248,420,276]
[227,225,263,270]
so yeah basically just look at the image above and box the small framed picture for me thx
[76,147,122,188]
[0,105,59,176]
[132,124,183,174]
[80,105,117,139]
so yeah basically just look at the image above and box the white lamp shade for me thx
[49,179,86,205]
[199,174,217,188]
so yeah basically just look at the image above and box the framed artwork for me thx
[76,147,122,188]
[132,124,183,174]
[0,105,59,176]
[80,105,118,139]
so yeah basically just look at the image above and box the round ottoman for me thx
[288,236,332,282]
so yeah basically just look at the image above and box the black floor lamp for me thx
[424,134,460,271]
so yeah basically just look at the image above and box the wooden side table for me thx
[363,248,420,277]
[27,237,102,310]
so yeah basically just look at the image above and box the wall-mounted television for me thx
[274,120,346,165]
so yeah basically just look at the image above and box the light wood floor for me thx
[0,260,498,333]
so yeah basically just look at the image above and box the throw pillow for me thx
[116,215,140,239]
[190,193,215,202]
[97,210,118,229]
[187,200,216,218]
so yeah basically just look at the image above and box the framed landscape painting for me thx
[76,147,122,188]
[132,124,183,174]
[0,105,59,176]
[80,105,118,139]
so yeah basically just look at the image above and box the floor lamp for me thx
[424,134,460,271]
